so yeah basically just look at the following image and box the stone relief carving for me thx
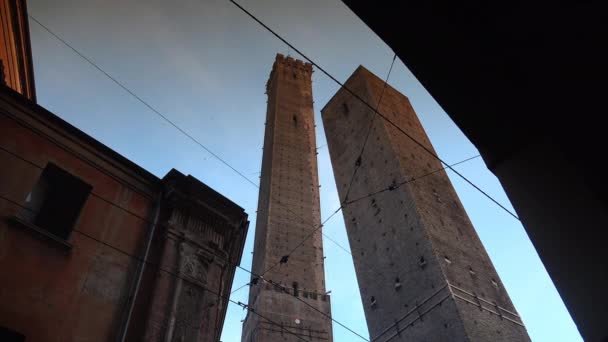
[178,242,212,285]
[169,207,227,255]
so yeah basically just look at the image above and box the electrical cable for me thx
[342,53,397,204]
[228,0,519,221]
[345,154,482,206]
[25,11,508,339]
[229,154,483,320]
[315,155,483,260]
[28,13,346,284]
[0,145,363,340]
[0,192,309,342]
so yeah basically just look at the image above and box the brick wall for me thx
[0,90,157,341]
[242,54,333,342]
[321,66,530,342]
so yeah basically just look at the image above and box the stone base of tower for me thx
[241,285,333,342]
[368,283,529,342]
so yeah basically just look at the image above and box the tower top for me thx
[266,53,313,93]
[273,53,313,73]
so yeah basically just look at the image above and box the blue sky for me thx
[27,0,580,341]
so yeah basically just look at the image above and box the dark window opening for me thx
[342,103,349,116]
[0,58,6,86]
[394,277,402,290]
[20,163,92,240]
[419,256,427,268]
[0,326,25,342]
[293,282,299,297]
[293,114,298,127]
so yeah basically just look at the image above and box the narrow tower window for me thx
[419,256,427,268]
[342,103,349,116]
[293,282,299,296]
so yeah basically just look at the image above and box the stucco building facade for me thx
[0,89,249,342]
[0,2,248,340]
[0,0,35,101]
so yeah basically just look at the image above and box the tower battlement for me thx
[266,53,313,94]
[274,53,313,72]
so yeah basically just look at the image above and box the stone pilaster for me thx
[143,170,248,342]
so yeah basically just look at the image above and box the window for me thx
[20,163,91,240]
[342,103,349,116]
[394,277,402,290]
[0,326,25,342]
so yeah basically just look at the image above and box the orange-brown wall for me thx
[0,0,35,101]
[0,90,158,341]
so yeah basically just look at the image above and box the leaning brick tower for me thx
[241,54,333,342]
[321,66,530,341]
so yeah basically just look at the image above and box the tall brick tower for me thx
[321,66,530,341]
[241,54,333,342]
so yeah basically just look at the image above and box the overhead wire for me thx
[228,0,519,221]
[29,11,504,301]
[244,52,397,289]
[342,53,397,204]
[28,12,342,292]
[229,154,484,307]
[345,154,482,206]
[28,14,258,191]
[309,154,483,261]
[25,9,504,340]
[0,145,366,341]
[0,192,309,342]
[28,13,328,268]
